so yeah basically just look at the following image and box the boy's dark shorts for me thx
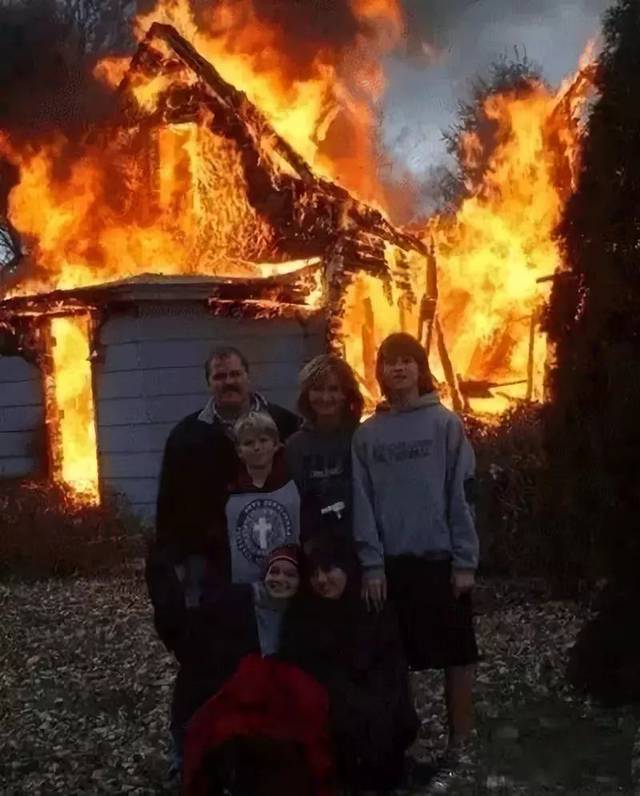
[385,555,479,671]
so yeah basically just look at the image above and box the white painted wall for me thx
[94,301,326,520]
[0,355,45,478]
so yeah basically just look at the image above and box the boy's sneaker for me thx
[425,735,479,794]
[401,756,438,790]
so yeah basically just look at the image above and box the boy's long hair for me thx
[297,354,364,426]
[375,333,435,397]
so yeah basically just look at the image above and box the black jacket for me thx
[279,586,418,790]
[155,402,299,555]
[145,544,259,664]
[145,543,261,738]
[285,423,356,542]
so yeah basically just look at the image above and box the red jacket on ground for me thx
[183,654,335,796]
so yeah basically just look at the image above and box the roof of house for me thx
[119,23,425,270]
[0,258,325,317]
[1,23,425,317]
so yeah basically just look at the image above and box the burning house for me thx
[0,0,595,518]
[0,23,429,517]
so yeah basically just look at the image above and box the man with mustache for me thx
[154,346,300,557]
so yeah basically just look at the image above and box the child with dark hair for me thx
[182,544,335,796]
[352,332,480,783]
[279,531,418,793]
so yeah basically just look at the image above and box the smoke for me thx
[0,0,119,138]
[401,0,611,59]
[136,0,397,81]
[0,0,614,218]
[385,0,613,192]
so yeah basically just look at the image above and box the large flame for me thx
[132,0,403,199]
[0,3,596,498]
[0,0,403,298]
[0,0,403,501]
[339,56,594,414]
[428,65,593,412]
[46,314,99,501]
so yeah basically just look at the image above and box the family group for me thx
[146,331,480,795]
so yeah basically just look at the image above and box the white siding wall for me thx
[95,302,326,520]
[0,355,45,478]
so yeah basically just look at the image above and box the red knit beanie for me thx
[265,544,301,574]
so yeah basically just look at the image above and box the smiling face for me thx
[310,565,348,600]
[237,432,279,471]
[208,353,250,414]
[264,559,300,599]
[308,370,347,425]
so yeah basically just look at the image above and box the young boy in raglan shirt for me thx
[352,332,479,781]
[225,412,301,583]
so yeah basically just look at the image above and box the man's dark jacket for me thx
[155,402,299,555]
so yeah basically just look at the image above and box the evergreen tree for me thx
[546,0,640,704]
[439,51,545,210]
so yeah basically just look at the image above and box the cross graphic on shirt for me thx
[253,516,272,550]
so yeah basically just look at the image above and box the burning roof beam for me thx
[117,23,426,266]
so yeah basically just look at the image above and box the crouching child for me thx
[183,545,335,796]
[279,532,419,793]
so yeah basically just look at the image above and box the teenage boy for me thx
[351,332,479,779]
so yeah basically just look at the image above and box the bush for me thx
[466,404,550,579]
[0,480,148,579]
[467,403,607,592]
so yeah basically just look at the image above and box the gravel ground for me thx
[0,575,637,795]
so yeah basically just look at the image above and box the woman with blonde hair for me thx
[286,354,364,544]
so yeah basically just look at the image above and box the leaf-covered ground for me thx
[0,575,638,795]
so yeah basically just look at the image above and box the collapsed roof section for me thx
[116,22,425,274]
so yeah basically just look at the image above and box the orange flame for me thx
[0,0,404,506]
[0,0,403,299]
[134,0,403,199]
[338,56,595,414]
[425,63,594,413]
[46,314,99,501]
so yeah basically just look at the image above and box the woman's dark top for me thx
[278,584,418,789]
[285,423,356,541]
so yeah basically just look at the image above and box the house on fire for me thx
[0,23,430,520]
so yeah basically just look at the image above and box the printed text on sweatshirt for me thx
[351,392,478,577]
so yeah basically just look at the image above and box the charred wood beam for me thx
[0,264,325,312]
[435,318,463,413]
[361,297,377,395]
[418,241,438,356]
[536,272,577,284]
[458,378,528,400]
[124,23,426,259]
[143,23,317,185]
[526,313,536,401]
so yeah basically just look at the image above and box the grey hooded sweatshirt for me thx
[352,392,478,578]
